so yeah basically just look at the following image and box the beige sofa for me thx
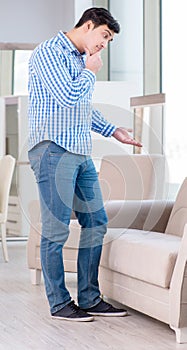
[27,153,165,283]
[27,177,187,343]
[28,154,187,342]
[99,178,187,344]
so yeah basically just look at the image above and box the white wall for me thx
[0,0,75,43]
[74,0,93,23]
[0,0,95,43]
[91,81,141,170]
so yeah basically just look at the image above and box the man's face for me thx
[83,23,115,55]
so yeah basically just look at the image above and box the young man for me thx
[28,7,142,322]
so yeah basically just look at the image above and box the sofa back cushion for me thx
[165,178,187,237]
[99,154,165,201]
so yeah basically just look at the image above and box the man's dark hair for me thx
[75,7,120,34]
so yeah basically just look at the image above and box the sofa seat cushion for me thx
[100,228,181,288]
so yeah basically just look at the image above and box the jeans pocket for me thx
[28,154,41,183]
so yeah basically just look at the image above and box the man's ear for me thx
[83,20,94,32]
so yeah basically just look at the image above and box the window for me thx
[162,0,187,198]
[94,0,143,88]
[13,50,32,95]
[109,0,143,90]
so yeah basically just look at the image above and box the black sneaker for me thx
[51,301,94,322]
[83,299,128,317]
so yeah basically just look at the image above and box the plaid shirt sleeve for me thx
[91,107,116,137]
[31,46,96,108]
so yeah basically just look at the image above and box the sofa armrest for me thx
[105,199,174,232]
[169,224,187,329]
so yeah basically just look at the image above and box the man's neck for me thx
[65,28,84,53]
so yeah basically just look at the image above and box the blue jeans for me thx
[28,141,108,313]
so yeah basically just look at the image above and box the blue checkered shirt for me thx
[28,31,116,154]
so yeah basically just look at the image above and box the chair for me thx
[27,153,165,284]
[0,155,16,262]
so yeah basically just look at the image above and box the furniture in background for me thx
[0,155,15,261]
[130,93,165,155]
[27,153,165,283]
[99,177,187,344]
[0,95,38,238]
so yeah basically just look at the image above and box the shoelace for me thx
[68,301,81,313]
[99,300,113,310]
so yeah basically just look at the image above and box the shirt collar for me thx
[57,31,86,58]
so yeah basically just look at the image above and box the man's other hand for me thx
[112,127,142,147]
